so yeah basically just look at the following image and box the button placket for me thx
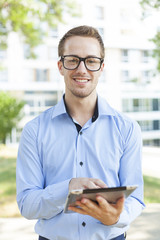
[82,221,86,227]
[79,161,83,166]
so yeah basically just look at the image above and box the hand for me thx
[69,177,107,191]
[68,195,125,226]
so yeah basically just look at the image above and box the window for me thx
[138,120,152,131]
[142,71,150,84]
[24,91,59,116]
[121,49,129,62]
[122,99,132,112]
[123,98,154,112]
[132,98,152,112]
[133,98,139,111]
[121,70,129,82]
[143,139,160,147]
[36,69,48,82]
[152,99,159,111]
[142,50,149,63]
[45,99,57,106]
[142,99,151,111]
[153,139,160,146]
[153,120,160,130]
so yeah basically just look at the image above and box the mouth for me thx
[73,77,90,83]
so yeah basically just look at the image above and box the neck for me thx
[64,93,97,126]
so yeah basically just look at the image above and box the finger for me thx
[79,198,101,217]
[68,205,88,215]
[96,195,109,210]
[92,179,108,188]
[85,180,100,189]
[115,197,125,212]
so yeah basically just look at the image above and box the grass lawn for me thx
[0,156,20,217]
[143,175,160,203]
[0,154,160,217]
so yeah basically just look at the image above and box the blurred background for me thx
[0,0,160,239]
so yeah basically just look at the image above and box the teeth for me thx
[75,79,88,83]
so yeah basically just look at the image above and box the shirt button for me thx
[82,222,86,227]
[79,131,83,135]
[79,161,83,166]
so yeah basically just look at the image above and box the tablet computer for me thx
[64,185,137,213]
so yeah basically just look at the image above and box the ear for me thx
[100,62,105,72]
[57,60,64,76]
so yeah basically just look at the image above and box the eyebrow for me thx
[64,54,102,58]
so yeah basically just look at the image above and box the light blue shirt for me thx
[16,95,145,240]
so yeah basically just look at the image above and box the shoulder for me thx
[22,107,54,137]
[113,109,142,145]
[98,96,141,140]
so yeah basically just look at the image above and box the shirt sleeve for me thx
[16,119,70,220]
[112,120,145,228]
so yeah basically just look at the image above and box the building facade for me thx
[0,0,160,146]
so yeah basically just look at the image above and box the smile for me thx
[73,78,89,83]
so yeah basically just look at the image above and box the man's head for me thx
[57,26,105,99]
[58,25,105,59]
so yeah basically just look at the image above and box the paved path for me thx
[127,204,160,240]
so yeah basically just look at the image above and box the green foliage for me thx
[140,0,160,73]
[0,157,16,198]
[0,92,25,143]
[140,0,160,9]
[151,31,160,72]
[0,0,78,56]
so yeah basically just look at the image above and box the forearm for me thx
[17,179,70,219]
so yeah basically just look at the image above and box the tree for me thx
[140,0,160,72]
[0,0,77,57]
[0,92,25,144]
[140,0,160,8]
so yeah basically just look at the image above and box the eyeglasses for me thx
[60,55,104,72]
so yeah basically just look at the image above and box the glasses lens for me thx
[85,57,101,71]
[63,56,79,70]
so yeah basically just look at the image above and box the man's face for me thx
[58,36,104,99]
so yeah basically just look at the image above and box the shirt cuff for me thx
[47,178,71,207]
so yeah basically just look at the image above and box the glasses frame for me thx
[60,55,104,72]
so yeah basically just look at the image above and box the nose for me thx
[76,60,87,72]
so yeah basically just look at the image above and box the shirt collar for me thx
[63,95,99,123]
[97,95,116,117]
[51,96,67,119]
[51,94,116,120]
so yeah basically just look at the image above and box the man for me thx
[16,25,145,240]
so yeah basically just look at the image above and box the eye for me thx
[86,58,100,64]
[69,59,78,63]
[66,57,79,64]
